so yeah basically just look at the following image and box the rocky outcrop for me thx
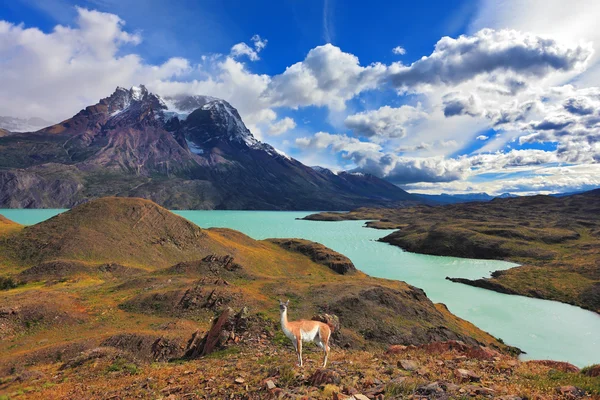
[266,238,357,274]
[165,254,247,279]
[184,307,252,358]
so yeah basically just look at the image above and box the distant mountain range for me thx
[0,116,53,133]
[0,86,417,209]
[413,192,519,204]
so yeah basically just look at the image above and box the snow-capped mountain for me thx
[0,86,418,209]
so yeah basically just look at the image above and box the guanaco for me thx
[279,299,332,367]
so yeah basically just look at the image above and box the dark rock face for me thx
[0,86,418,210]
[266,238,357,274]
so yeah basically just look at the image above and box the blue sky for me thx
[1,0,600,195]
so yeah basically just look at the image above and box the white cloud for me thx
[476,135,489,140]
[443,92,482,117]
[230,34,268,61]
[344,105,427,140]
[295,132,382,163]
[251,34,267,51]
[265,44,388,111]
[388,29,592,91]
[392,46,406,55]
[267,117,296,136]
[230,42,260,61]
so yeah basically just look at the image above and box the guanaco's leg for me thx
[322,329,330,368]
[297,337,303,367]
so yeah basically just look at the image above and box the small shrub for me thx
[278,364,296,387]
[272,330,290,347]
[106,358,139,375]
[385,379,418,397]
[0,276,19,290]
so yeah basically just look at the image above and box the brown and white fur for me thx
[279,299,331,367]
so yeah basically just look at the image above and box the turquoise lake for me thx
[1,208,599,367]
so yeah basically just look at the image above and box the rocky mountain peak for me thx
[179,97,262,151]
[103,85,166,118]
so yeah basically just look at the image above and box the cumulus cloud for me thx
[563,96,596,115]
[265,44,388,111]
[388,29,592,90]
[267,117,296,136]
[392,46,406,55]
[344,105,427,139]
[476,135,489,140]
[443,93,482,117]
[295,132,383,168]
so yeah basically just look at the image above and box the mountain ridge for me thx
[0,85,418,210]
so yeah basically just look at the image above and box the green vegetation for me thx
[0,277,19,290]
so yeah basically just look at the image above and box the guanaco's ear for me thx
[278,299,283,305]
[285,299,290,306]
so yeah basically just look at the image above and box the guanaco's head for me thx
[278,299,290,313]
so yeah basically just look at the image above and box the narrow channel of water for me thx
[2,209,599,367]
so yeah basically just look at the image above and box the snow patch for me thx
[273,148,291,160]
[131,86,143,101]
[311,166,338,175]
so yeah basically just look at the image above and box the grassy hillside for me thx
[1,197,565,399]
[305,190,600,313]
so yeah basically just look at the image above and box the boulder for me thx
[308,369,341,386]
[555,386,586,399]
[463,385,495,397]
[415,381,445,397]
[454,368,481,382]
[398,359,419,371]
